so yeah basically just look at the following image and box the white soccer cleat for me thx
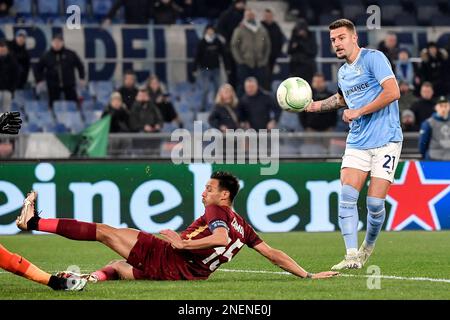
[64,276,88,291]
[331,253,362,271]
[57,270,99,284]
[358,241,374,267]
[16,191,38,231]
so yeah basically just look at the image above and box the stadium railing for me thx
[6,132,421,160]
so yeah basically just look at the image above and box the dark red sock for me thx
[38,218,96,241]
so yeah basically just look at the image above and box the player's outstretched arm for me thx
[253,241,339,279]
[305,93,346,113]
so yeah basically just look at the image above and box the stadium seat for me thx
[13,0,33,17]
[92,0,113,19]
[0,17,16,24]
[45,123,70,133]
[319,13,341,26]
[65,0,88,15]
[430,14,450,26]
[14,89,34,105]
[54,100,78,113]
[342,4,365,22]
[83,110,103,126]
[178,111,195,131]
[173,101,191,113]
[37,0,61,18]
[381,5,403,25]
[82,100,104,111]
[394,13,418,26]
[22,123,43,133]
[10,101,22,112]
[354,14,368,26]
[27,111,55,128]
[89,81,114,106]
[377,0,401,5]
[196,112,211,130]
[55,111,84,133]
[416,3,441,25]
[24,101,49,113]
[278,111,302,132]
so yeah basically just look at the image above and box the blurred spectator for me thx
[176,0,193,20]
[231,9,271,96]
[7,30,30,90]
[102,92,130,132]
[195,0,231,19]
[0,40,19,112]
[398,80,417,114]
[394,48,414,88]
[216,0,247,88]
[193,25,225,111]
[419,42,448,96]
[153,0,183,25]
[410,82,435,127]
[299,73,337,132]
[118,70,138,109]
[287,18,317,85]
[34,34,85,108]
[147,74,182,127]
[0,1,12,17]
[377,32,399,70]
[401,110,419,132]
[208,83,240,132]
[129,86,164,133]
[419,96,450,160]
[238,77,280,130]
[261,8,285,90]
[104,0,154,25]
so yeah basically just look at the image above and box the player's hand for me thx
[160,229,185,249]
[342,109,361,123]
[311,271,340,279]
[0,112,22,135]
[305,100,321,112]
[267,120,276,130]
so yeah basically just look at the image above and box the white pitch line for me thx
[2,268,450,284]
[218,268,450,284]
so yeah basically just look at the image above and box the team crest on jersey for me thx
[353,65,363,75]
[231,218,244,237]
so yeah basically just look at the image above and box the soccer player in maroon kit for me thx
[16,172,338,281]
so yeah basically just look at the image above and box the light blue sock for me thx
[338,185,360,251]
[365,196,386,247]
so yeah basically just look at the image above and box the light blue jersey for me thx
[337,48,403,149]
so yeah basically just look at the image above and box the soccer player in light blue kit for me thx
[306,19,403,270]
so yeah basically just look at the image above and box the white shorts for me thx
[341,142,402,182]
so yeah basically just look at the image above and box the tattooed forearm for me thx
[319,94,346,112]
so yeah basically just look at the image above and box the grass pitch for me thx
[1,231,449,300]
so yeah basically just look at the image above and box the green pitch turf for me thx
[0,231,449,300]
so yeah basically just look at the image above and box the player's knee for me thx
[367,196,385,216]
[107,259,125,266]
[96,224,116,242]
[340,184,359,205]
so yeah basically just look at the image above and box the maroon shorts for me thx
[126,231,200,280]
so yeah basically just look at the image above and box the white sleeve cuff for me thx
[379,75,395,85]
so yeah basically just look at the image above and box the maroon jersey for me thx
[178,204,262,279]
